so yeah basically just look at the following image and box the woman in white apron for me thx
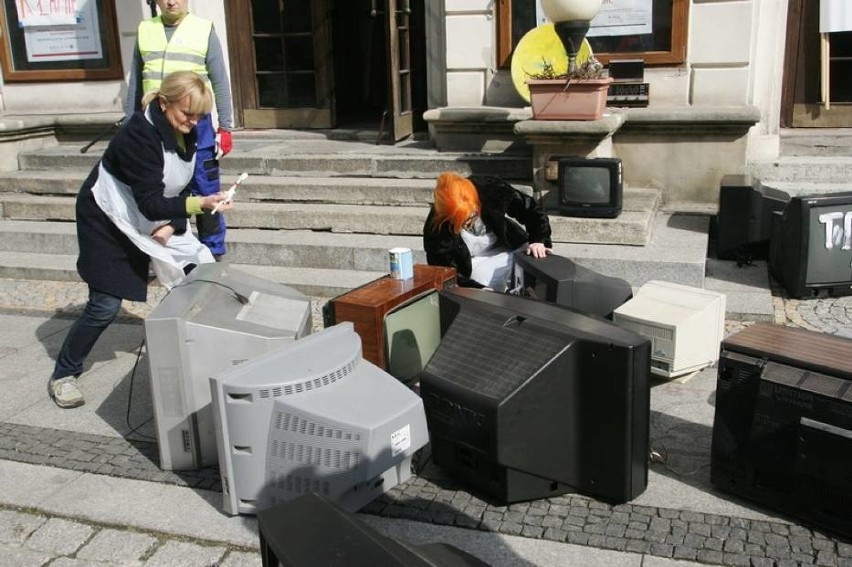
[48,70,233,408]
[423,172,553,291]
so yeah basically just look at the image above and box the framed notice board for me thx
[496,0,688,68]
[0,0,122,81]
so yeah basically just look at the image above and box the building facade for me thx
[0,1,847,203]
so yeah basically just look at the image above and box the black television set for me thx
[715,174,790,262]
[512,251,633,319]
[419,287,651,505]
[710,323,852,538]
[550,156,623,218]
[769,191,852,298]
[257,492,490,567]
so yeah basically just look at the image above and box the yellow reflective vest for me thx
[137,13,212,94]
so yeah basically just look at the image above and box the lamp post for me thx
[540,0,602,73]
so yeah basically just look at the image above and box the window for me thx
[496,0,688,69]
[0,0,122,81]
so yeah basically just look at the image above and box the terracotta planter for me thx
[527,77,613,120]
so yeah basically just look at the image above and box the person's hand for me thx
[526,242,552,258]
[215,128,232,159]
[201,192,234,212]
[151,224,175,245]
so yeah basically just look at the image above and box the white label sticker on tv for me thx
[391,425,411,457]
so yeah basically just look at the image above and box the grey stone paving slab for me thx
[24,517,94,556]
[0,461,83,509]
[143,540,226,567]
[218,550,263,567]
[75,527,157,563]
[0,509,46,544]
[0,545,52,567]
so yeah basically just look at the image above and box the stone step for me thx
[779,128,852,157]
[0,190,660,245]
[17,142,533,180]
[0,210,706,301]
[747,156,852,184]
[756,180,852,198]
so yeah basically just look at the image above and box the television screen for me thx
[323,264,456,379]
[512,252,633,319]
[716,174,790,262]
[553,156,623,218]
[209,322,429,516]
[383,290,442,384]
[144,263,313,471]
[420,287,650,505]
[769,191,852,298]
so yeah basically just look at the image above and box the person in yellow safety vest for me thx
[125,0,233,260]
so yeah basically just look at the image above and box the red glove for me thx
[215,128,233,159]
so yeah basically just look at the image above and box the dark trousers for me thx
[51,287,122,380]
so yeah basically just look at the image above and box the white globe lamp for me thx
[540,0,603,72]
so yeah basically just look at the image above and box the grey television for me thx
[144,263,312,471]
[209,322,429,516]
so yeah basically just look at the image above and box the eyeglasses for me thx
[462,213,479,231]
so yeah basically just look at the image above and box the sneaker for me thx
[49,377,85,409]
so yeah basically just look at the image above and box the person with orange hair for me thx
[423,172,552,290]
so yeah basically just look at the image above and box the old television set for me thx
[512,252,633,319]
[613,281,726,379]
[323,264,455,383]
[258,492,490,567]
[144,263,312,471]
[769,191,852,298]
[715,174,790,262]
[210,322,429,516]
[711,323,852,538]
[550,156,623,218]
[419,287,650,505]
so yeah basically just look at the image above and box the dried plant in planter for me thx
[527,56,606,81]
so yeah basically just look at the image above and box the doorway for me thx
[782,0,852,127]
[226,0,427,140]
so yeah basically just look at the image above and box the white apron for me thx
[92,108,214,289]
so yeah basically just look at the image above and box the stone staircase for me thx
[0,129,710,312]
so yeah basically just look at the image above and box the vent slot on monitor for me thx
[257,357,357,399]
[271,411,362,442]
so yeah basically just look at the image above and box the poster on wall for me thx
[14,0,79,27]
[820,0,852,33]
[22,0,103,63]
[0,0,121,80]
[588,0,653,38]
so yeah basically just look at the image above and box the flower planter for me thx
[527,77,613,120]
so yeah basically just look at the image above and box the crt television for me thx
[549,156,623,218]
[512,251,633,319]
[323,264,456,383]
[710,323,852,538]
[419,287,651,505]
[257,492,490,567]
[769,191,852,298]
[613,281,726,379]
[144,263,312,471]
[209,322,429,516]
[715,174,790,262]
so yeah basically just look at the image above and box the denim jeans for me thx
[51,287,122,380]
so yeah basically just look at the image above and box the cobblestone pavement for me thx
[1,279,851,566]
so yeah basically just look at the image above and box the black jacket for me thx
[75,103,198,301]
[423,175,552,288]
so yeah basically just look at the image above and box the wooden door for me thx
[384,0,414,141]
[782,0,852,127]
[227,0,335,128]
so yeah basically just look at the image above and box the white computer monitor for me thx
[210,322,429,516]
[613,280,726,378]
[145,263,312,471]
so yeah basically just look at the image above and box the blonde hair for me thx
[141,70,213,115]
[431,172,481,235]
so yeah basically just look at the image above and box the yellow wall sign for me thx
[511,23,593,103]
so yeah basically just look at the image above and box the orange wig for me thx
[431,172,480,234]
